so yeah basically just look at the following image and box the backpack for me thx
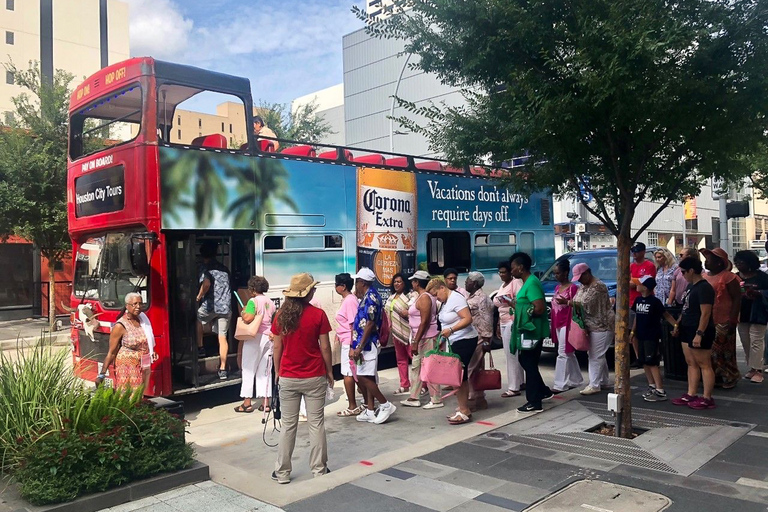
[378,310,391,348]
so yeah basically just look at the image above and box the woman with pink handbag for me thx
[570,263,615,396]
[235,276,276,414]
[426,278,478,425]
[551,260,584,392]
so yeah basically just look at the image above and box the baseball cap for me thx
[352,267,376,282]
[409,270,430,281]
[571,263,590,282]
[637,275,656,290]
[630,242,646,254]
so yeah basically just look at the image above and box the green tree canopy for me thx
[255,99,334,146]
[0,62,73,328]
[364,0,768,436]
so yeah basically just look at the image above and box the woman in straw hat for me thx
[270,273,334,484]
[701,248,742,389]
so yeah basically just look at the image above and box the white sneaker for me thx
[580,386,601,395]
[356,408,376,423]
[400,398,421,407]
[422,401,444,410]
[373,402,396,424]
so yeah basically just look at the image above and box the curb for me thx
[18,461,210,512]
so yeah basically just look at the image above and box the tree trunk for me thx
[614,233,632,437]
[48,259,56,332]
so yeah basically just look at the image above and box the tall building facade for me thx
[0,0,128,320]
[0,0,129,121]
[292,84,346,147]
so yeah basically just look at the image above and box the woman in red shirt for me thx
[271,273,334,484]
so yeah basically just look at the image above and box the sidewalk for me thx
[0,318,69,351]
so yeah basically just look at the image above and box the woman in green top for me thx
[509,252,553,413]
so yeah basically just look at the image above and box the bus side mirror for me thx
[130,239,150,277]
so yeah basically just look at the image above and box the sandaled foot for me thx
[337,406,363,417]
[234,404,254,413]
[501,390,521,398]
[448,412,471,425]
[394,387,410,395]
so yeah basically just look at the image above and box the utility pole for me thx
[719,195,730,253]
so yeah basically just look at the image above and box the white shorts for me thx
[340,344,378,377]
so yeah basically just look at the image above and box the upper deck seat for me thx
[353,154,386,165]
[318,149,354,161]
[191,134,227,149]
[281,145,316,157]
[385,157,409,168]
[415,161,444,171]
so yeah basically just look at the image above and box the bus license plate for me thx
[542,338,555,348]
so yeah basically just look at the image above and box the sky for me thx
[123,0,366,106]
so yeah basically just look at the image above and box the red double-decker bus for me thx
[67,57,555,396]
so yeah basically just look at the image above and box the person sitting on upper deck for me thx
[253,115,280,151]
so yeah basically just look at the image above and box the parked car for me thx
[537,247,658,351]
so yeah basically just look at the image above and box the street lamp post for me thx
[389,53,413,153]
[664,217,687,249]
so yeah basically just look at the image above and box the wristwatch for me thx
[695,330,704,336]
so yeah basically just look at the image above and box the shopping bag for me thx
[420,337,463,388]
[378,312,391,348]
[470,351,502,391]
[568,305,590,351]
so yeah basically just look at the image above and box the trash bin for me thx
[661,306,687,381]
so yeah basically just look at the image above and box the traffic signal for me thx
[726,201,750,219]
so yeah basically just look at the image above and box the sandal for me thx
[394,387,410,395]
[264,405,272,413]
[501,390,521,398]
[448,412,471,425]
[234,404,254,413]
[337,406,363,417]
[257,404,265,412]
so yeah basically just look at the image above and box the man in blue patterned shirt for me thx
[351,268,396,424]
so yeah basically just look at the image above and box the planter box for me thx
[2,461,209,512]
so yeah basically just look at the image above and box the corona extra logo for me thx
[377,231,399,249]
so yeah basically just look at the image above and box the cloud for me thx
[124,0,194,61]
[125,0,366,103]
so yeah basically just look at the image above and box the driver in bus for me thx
[253,115,280,151]
[196,241,232,380]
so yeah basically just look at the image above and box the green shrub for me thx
[0,344,84,470]
[15,401,194,506]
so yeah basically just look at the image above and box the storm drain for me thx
[507,431,678,473]
[581,402,752,429]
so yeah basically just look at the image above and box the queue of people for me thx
[103,238,768,485]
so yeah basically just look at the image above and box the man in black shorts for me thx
[631,276,677,402]
[671,257,717,410]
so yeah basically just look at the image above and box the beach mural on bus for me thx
[159,147,553,292]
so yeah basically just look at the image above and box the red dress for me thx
[114,317,149,389]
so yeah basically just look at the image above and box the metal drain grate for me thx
[581,402,750,429]
[508,432,678,473]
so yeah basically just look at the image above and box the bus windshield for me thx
[69,84,142,160]
[73,232,148,309]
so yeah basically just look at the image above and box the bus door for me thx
[167,232,254,392]
[167,233,200,389]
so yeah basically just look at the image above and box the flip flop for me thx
[501,390,521,398]
[448,412,471,425]
[234,404,254,413]
[257,404,265,411]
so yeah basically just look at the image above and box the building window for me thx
[177,129,181,140]
[5,70,13,85]
[732,218,747,251]
[229,136,233,147]
[6,0,13,11]
[647,232,659,247]
[3,111,13,125]
[198,118,202,127]
[221,122,224,132]
[427,231,471,274]
[176,115,180,124]
[5,31,13,45]
[229,123,232,133]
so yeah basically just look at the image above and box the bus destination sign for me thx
[74,165,125,217]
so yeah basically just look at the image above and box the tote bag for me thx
[568,305,590,351]
[470,351,502,391]
[420,337,463,388]
[234,317,260,341]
